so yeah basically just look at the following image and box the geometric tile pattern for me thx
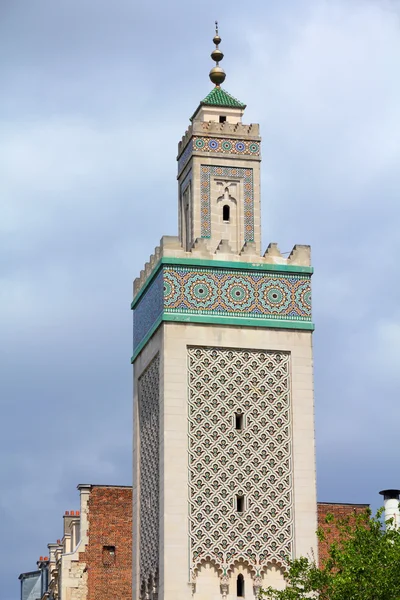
[194,137,259,155]
[200,165,254,240]
[164,266,311,320]
[188,347,293,580]
[177,137,259,175]
[178,142,193,175]
[132,263,312,357]
[139,355,160,596]
[133,269,163,351]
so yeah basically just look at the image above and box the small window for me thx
[235,413,244,431]
[223,204,230,222]
[237,574,245,597]
[102,545,116,566]
[219,115,227,123]
[236,495,245,513]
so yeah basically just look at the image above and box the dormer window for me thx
[219,115,227,123]
[223,204,230,222]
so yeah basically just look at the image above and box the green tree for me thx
[262,508,400,600]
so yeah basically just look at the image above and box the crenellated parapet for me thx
[177,121,261,176]
[133,237,311,300]
[178,121,261,155]
[131,237,313,361]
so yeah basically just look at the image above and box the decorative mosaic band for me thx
[164,266,311,318]
[200,165,254,240]
[132,261,313,361]
[194,137,260,155]
[178,137,260,175]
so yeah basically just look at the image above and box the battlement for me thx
[133,237,311,300]
[178,121,260,156]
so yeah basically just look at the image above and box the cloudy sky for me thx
[2,0,400,597]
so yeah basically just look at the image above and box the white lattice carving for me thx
[139,355,160,595]
[188,347,293,580]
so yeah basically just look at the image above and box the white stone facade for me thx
[47,485,90,600]
[133,322,317,600]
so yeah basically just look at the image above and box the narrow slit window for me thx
[223,204,230,222]
[237,574,245,597]
[219,115,227,123]
[235,413,244,431]
[236,494,245,513]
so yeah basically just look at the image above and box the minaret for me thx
[132,25,317,600]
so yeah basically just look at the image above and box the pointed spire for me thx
[209,21,226,87]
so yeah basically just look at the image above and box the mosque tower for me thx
[132,24,317,600]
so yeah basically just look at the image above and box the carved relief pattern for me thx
[200,166,254,240]
[139,355,160,594]
[188,347,293,578]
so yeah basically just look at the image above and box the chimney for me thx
[379,489,400,528]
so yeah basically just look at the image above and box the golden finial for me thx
[209,21,226,87]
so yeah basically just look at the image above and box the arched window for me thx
[223,204,230,222]
[237,574,245,597]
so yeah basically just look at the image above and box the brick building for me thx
[19,484,132,600]
[19,481,370,600]
[79,484,132,600]
[317,501,369,564]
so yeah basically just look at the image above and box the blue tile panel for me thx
[133,269,164,351]
[177,137,260,176]
[132,263,312,356]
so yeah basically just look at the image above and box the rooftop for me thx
[201,87,246,109]
[190,87,246,121]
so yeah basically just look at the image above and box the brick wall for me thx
[317,502,369,564]
[80,486,132,600]
[75,489,365,595]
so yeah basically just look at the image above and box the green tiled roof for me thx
[201,87,246,109]
[190,87,246,121]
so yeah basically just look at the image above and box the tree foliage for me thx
[262,508,400,600]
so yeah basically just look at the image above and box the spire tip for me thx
[210,21,225,87]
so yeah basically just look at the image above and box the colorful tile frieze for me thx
[200,165,254,240]
[178,137,260,175]
[193,137,260,155]
[132,263,312,356]
[163,266,311,319]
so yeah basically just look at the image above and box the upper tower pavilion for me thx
[132,24,318,600]
[177,23,261,255]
